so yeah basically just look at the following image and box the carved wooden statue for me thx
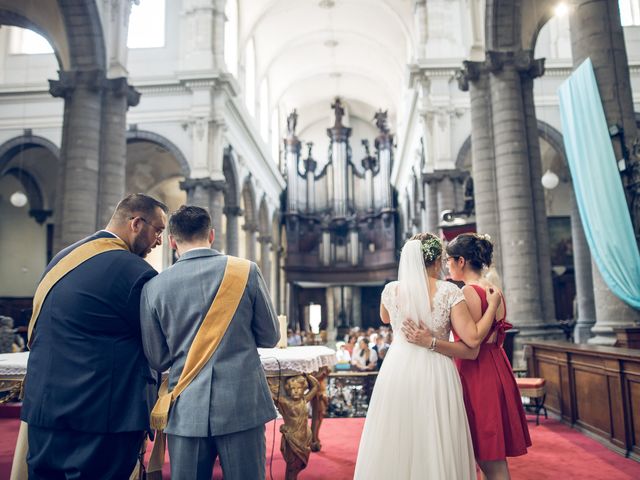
[269,374,320,480]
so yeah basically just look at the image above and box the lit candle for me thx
[277,315,288,348]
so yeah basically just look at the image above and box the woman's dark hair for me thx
[445,233,493,271]
[409,232,442,268]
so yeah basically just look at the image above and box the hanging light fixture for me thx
[10,191,28,207]
[541,169,560,189]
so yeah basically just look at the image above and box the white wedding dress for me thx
[354,267,477,479]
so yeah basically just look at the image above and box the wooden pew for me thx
[524,341,640,460]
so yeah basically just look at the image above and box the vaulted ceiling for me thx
[238,0,415,132]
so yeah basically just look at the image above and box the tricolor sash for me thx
[27,237,129,347]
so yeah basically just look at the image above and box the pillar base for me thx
[587,323,639,346]
[573,321,596,344]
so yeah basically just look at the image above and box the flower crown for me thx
[421,237,442,262]
[476,233,491,242]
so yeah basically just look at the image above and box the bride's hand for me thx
[402,319,433,348]
[485,285,502,307]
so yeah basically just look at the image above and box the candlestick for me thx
[277,315,288,348]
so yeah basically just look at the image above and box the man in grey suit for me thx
[140,205,279,480]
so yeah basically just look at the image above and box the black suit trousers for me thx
[27,425,144,480]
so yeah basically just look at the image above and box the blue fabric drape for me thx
[558,58,640,308]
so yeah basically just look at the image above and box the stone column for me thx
[436,174,456,218]
[571,190,596,343]
[50,70,104,252]
[97,77,141,227]
[285,136,301,212]
[243,222,258,261]
[487,51,546,340]
[520,58,557,324]
[180,178,226,251]
[258,235,272,291]
[422,176,439,234]
[570,0,640,341]
[224,206,241,256]
[351,286,361,329]
[457,61,502,271]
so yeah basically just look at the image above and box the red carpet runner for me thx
[1,414,639,479]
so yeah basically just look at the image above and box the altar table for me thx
[1,347,336,480]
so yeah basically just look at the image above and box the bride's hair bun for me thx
[409,232,442,267]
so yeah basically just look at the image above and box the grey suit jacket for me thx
[140,248,279,437]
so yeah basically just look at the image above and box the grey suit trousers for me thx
[167,425,266,480]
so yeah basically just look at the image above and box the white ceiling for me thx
[239,0,414,131]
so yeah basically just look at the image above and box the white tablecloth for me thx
[258,346,336,374]
[0,352,28,376]
[0,347,337,376]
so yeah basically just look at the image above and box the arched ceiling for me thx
[239,0,414,132]
[0,0,70,69]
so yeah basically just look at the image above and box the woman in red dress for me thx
[403,233,531,480]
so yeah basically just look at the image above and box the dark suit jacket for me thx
[21,231,158,433]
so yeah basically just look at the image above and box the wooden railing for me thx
[524,340,640,460]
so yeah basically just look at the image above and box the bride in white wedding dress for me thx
[353,234,501,479]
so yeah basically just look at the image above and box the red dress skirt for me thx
[454,285,531,461]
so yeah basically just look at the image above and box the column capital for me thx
[242,222,258,233]
[422,169,469,185]
[223,205,243,216]
[456,60,487,91]
[179,177,226,193]
[457,51,545,90]
[49,69,106,98]
[105,77,141,107]
[258,235,273,244]
[486,50,545,78]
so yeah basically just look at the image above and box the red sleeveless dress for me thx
[454,285,531,461]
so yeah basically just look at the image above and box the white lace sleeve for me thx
[447,283,466,308]
[381,281,398,311]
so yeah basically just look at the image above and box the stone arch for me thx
[126,130,190,178]
[241,176,258,260]
[537,120,567,164]
[455,134,473,171]
[485,0,522,51]
[258,196,270,237]
[485,0,559,52]
[223,147,240,208]
[58,0,106,70]
[0,0,107,70]
[242,176,258,228]
[0,6,69,68]
[0,135,60,175]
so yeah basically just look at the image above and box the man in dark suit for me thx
[140,205,279,480]
[22,193,168,479]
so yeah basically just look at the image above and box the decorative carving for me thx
[374,109,389,134]
[310,367,330,452]
[287,109,298,137]
[268,374,320,480]
[49,69,106,99]
[331,98,345,128]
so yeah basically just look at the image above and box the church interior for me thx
[1,0,640,478]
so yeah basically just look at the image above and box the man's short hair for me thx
[111,193,168,224]
[169,205,212,243]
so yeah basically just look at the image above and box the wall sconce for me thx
[10,191,28,207]
[541,169,560,190]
